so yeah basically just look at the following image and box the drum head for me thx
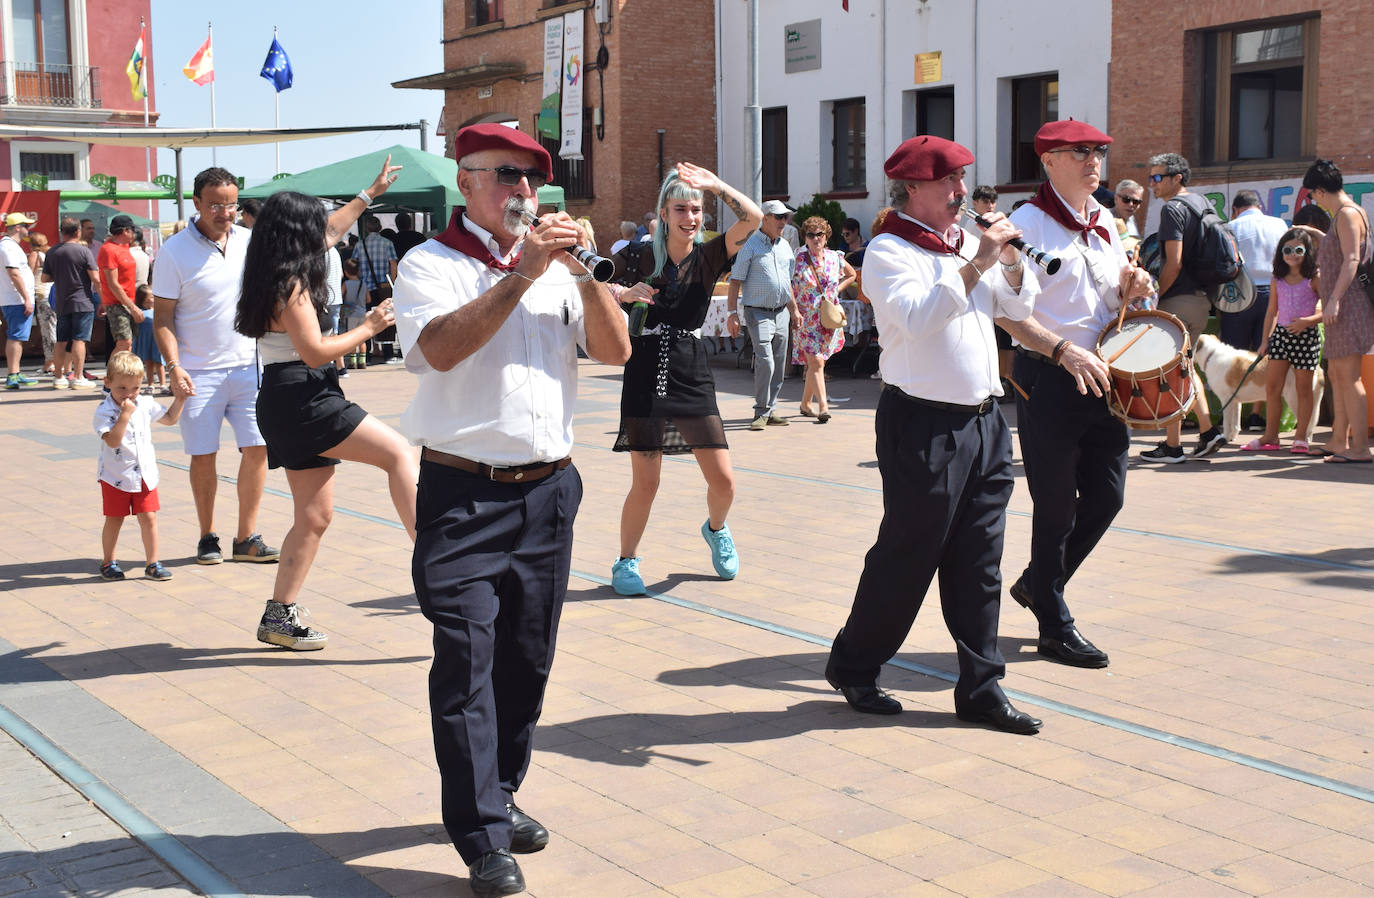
[1098,312,1186,374]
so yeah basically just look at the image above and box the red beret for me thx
[1033,119,1113,156]
[453,123,553,182]
[883,135,974,182]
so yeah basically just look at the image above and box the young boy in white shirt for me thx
[95,351,185,580]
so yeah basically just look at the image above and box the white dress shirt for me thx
[94,394,168,491]
[1009,187,1130,352]
[1228,207,1289,284]
[864,213,1038,405]
[392,217,589,466]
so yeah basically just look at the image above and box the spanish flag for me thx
[126,26,147,100]
[183,35,214,86]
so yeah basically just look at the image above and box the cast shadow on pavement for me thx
[0,823,459,897]
[0,557,110,589]
[1215,545,1374,591]
[0,643,429,685]
[537,646,1040,768]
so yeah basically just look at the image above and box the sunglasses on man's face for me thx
[1149,173,1172,184]
[1282,245,1307,257]
[1049,144,1109,162]
[1117,196,1142,206]
[462,166,550,189]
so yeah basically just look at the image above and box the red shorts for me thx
[101,479,160,517]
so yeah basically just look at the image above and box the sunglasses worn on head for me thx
[462,166,550,188]
[1049,144,1109,162]
[1282,246,1307,256]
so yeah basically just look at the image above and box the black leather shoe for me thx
[468,848,525,897]
[1009,577,1033,611]
[1038,628,1110,668]
[506,802,548,854]
[834,684,902,715]
[957,702,1042,734]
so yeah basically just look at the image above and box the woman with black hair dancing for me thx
[235,157,418,650]
[608,163,762,596]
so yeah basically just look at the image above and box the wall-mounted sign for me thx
[477,85,493,100]
[784,19,821,73]
[915,51,942,84]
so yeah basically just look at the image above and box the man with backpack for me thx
[1139,152,1228,463]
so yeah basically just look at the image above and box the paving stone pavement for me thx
[2,351,1374,897]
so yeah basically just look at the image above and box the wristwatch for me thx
[166,362,180,372]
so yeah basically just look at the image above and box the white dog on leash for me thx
[1194,333,1325,444]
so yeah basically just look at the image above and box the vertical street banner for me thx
[538,18,563,141]
[559,11,584,160]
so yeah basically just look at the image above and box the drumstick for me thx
[1106,324,1154,365]
[1116,300,1129,334]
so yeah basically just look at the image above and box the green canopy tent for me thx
[59,200,159,231]
[240,144,565,225]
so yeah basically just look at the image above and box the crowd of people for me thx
[4,111,1372,896]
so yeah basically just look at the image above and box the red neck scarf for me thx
[876,212,964,256]
[1025,181,1113,247]
[434,209,521,271]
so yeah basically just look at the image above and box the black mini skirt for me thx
[257,361,367,470]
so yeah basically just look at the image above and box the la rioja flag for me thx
[183,36,214,85]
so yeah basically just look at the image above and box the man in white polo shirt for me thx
[152,167,279,566]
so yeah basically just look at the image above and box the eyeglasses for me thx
[1117,196,1142,206]
[206,203,238,215]
[769,213,788,221]
[805,232,826,239]
[1282,246,1307,257]
[1148,173,1173,184]
[461,166,550,189]
[1049,144,1110,162]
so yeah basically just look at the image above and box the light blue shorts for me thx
[179,364,265,456]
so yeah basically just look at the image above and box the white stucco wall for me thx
[715,0,1112,233]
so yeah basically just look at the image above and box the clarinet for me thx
[519,210,615,282]
[959,205,1062,275]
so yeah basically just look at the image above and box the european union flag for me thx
[260,38,293,92]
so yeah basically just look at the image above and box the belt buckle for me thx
[978,397,994,414]
[487,464,499,481]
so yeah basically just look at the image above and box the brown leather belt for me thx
[420,447,571,483]
[1016,346,1057,365]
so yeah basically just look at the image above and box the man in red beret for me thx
[392,122,630,897]
[999,120,1154,670]
[824,134,1045,735]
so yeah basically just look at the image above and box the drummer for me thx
[998,120,1154,670]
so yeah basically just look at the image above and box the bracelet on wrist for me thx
[1051,339,1070,363]
[966,258,985,278]
[508,271,536,283]
[356,190,373,205]
[570,274,593,284]
[1000,256,1023,272]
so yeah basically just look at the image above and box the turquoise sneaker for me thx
[700,520,739,580]
[611,556,646,596]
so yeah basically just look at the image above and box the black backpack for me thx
[1170,193,1242,287]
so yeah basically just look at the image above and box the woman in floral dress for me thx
[791,216,856,422]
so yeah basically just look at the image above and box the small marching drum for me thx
[1095,309,1196,429]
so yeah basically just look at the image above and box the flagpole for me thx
[141,17,152,221]
[209,23,217,166]
[273,26,280,175]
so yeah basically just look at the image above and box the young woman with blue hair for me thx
[607,162,762,595]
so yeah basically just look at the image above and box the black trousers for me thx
[828,387,1012,715]
[1012,354,1128,638]
[412,459,582,864]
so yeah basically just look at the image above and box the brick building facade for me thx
[1111,0,1374,228]
[396,0,716,247]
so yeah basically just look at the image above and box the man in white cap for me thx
[726,199,799,429]
[2,211,38,389]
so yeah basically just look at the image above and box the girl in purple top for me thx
[1244,228,1323,453]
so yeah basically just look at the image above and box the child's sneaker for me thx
[257,601,328,650]
[611,556,646,596]
[100,561,125,581]
[700,520,739,580]
[144,562,173,581]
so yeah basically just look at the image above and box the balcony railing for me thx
[0,61,102,109]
